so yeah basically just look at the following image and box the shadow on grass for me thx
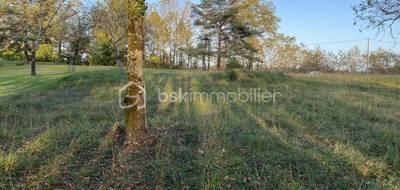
[0,69,399,189]
[0,69,142,189]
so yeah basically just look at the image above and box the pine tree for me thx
[192,0,239,70]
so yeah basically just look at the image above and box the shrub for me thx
[226,58,243,69]
[146,54,161,68]
[36,44,58,62]
[226,69,240,81]
[1,50,24,61]
[89,42,115,66]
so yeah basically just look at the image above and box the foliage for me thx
[369,48,400,74]
[0,0,78,75]
[65,11,91,65]
[300,48,332,72]
[225,69,240,81]
[36,44,58,62]
[0,49,24,61]
[192,0,278,69]
[146,54,161,67]
[226,58,243,69]
[92,0,128,66]
[89,38,115,66]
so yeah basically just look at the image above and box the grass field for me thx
[0,63,399,189]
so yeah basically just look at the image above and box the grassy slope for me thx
[0,64,399,189]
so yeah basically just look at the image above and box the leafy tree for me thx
[36,44,58,62]
[146,0,192,67]
[146,9,170,65]
[192,0,239,70]
[92,0,128,72]
[193,0,278,70]
[300,47,330,72]
[89,32,115,66]
[231,0,278,69]
[369,48,400,73]
[265,34,302,70]
[65,10,91,65]
[0,0,78,75]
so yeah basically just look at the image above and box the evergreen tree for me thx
[192,0,239,70]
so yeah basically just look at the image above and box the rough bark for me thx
[58,40,63,63]
[125,0,148,145]
[217,31,222,70]
[115,46,124,75]
[23,44,30,65]
[31,50,36,76]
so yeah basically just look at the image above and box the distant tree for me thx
[265,34,302,70]
[146,0,192,67]
[232,0,278,70]
[353,0,400,36]
[89,31,115,66]
[92,0,128,72]
[345,47,365,73]
[146,10,170,65]
[192,0,239,70]
[65,10,91,64]
[0,0,78,75]
[125,0,148,145]
[0,32,7,57]
[300,47,331,72]
[369,48,400,73]
[193,0,278,70]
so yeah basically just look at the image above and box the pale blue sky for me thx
[146,0,400,52]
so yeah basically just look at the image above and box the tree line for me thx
[1,0,400,75]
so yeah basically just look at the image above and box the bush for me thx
[1,50,24,61]
[388,66,400,74]
[36,44,58,62]
[226,58,243,69]
[146,54,161,68]
[226,69,240,81]
[89,42,115,66]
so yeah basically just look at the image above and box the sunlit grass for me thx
[0,65,399,189]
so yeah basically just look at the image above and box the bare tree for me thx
[353,0,400,37]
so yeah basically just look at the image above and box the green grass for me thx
[0,64,399,189]
[0,63,112,97]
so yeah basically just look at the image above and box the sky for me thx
[146,0,400,52]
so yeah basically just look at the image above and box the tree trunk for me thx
[216,31,222,70]
[248,58,253,70]
[31,50,36,76]
[24,47,30,65]
[125,0,147,145]
[172,45,176,65]
[207,55,210,70]
[207,40,211,70]
[188,55,191,68]
[58,40,63,63]
[202,55,206,70]
[161,51,164,65]
[115,46,124,75]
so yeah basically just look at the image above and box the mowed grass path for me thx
[0,64,399,189]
